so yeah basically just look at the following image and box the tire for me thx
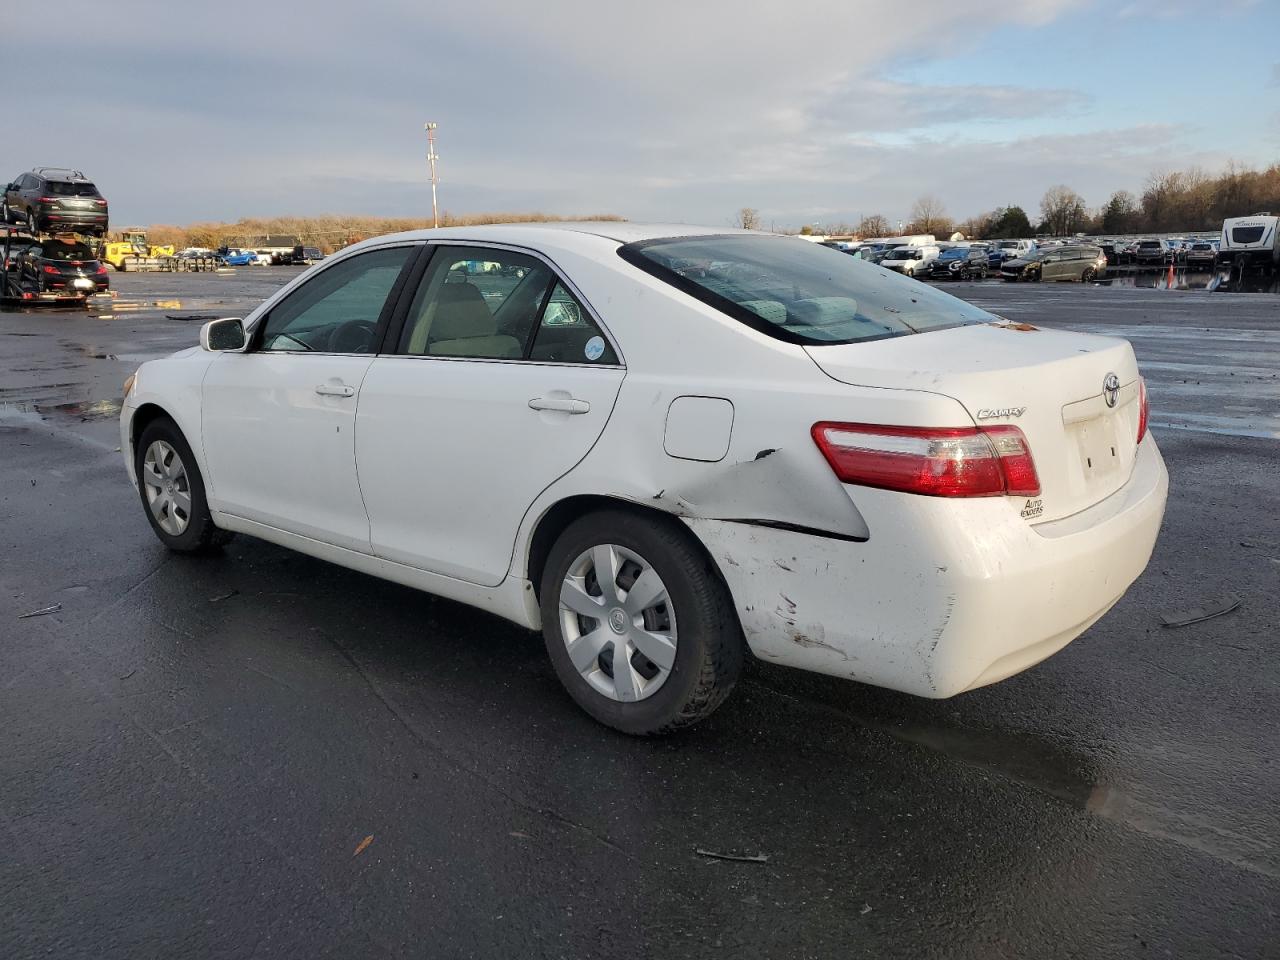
[27,210,37,234]
[1081,266,1096,282]
[134,416,233,553]
[539,509,743,735]
[0,202,8,223]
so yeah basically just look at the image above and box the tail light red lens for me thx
[95,264,108,275]
[38,196,58,203]
[42,265,61,275]
[93,198,107,206]
[1136,377,1149,444]
[811,422,1041,498]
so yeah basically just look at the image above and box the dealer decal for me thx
[1020,498,1044,520]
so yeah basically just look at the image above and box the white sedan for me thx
[120,223,1168,734]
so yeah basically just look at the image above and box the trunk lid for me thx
[804,322,1142,523]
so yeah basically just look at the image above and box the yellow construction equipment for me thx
[101,228,174,271]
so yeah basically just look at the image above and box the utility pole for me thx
[424,122,440,228]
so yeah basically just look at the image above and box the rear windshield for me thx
[45,181,99,197]
[619,235,993,345]
[41,240,96,261]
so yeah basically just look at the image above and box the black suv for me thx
[2,168,108,237]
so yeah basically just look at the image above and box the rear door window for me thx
[528,283,618,364]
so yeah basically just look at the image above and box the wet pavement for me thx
[1,269,1277,958]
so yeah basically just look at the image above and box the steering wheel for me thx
[327,319,376,353]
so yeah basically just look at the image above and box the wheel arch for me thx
[524,494,737,612]
[127,402,176,453]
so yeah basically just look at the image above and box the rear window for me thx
[619,235,993,345]
[45,181,99,197]
[41,241,96,261]
[1231,226,1265,244]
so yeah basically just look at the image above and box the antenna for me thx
[424,122,440,229]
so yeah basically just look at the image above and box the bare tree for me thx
[1039,185,1087,236]
[856,213,890,237]
[734,207,761,231]
[907,195,951,236]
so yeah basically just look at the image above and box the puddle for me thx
[1107,269,1280,294]
[0,397,122,421]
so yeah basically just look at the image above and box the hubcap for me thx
[141,440,192,536]
[558,543,677,703]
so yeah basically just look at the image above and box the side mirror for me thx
[200,317,247,352]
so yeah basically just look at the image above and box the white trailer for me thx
[1219,213,1279,271]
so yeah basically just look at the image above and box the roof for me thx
[351,221,769,250]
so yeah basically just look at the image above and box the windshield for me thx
[46,181,99,197]
[619,235,993,345]
[937,248,966,260]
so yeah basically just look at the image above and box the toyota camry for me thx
[120,223,1168,734]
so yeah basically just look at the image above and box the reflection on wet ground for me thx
[0,397,123,421]
[1105,268,1280,294]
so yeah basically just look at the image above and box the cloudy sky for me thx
[10,0,1277,228]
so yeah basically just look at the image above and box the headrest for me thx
[431,283,495,340]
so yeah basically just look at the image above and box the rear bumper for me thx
[685,436,1168,698]
[37,210,108,231]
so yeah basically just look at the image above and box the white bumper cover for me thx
[685,436,1168,698]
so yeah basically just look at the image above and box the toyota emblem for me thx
[1103,372,1120,408]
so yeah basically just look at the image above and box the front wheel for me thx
[0,202,8,223]
[26,210,37,234]
[134,417,234,553]
[540,509,743,735]
[1082,266,1097,282]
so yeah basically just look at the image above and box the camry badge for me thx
[1103,372,1120,408]
[975,407,1026,420]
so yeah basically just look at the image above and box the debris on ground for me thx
[1159,595,1241,628]
[353,835,374,857]
[695,848,769,864]
[18,603,62,619]
[208,590,239,603]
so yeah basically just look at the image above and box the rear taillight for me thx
[93,198,107,206]
[95,264,108,275]
[1136,377,1149,444]
[42,265,60,275]
[812,422,1041,498]
[38,196,57,203]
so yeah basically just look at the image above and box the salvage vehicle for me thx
[119,224,1167,734]
[923,245,988,280]
[14,236,109,298]
[2,168,109,237]
[881,244,940,277]
[1000,244,1106,282]
[1183,241,1218,269]
[1133,239,1171,266]
[216,248,259,266]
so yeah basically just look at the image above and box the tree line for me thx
[738,159,1280,239]
[143,211,624,253]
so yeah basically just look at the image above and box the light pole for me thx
[424,122,440,228]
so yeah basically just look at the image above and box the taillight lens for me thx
[95,264,108,275]
[38,196,58,203]
[811,422,1041,498]
[1136,377,1149,444]
[42,264,60,274]
[94,198,107,206]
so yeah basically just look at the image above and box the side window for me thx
[398,246,554,359]
[528,283,618,365]
[258,247,411,354]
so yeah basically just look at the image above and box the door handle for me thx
[529,396,590,415]
[315,383,355,397]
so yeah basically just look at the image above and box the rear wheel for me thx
[134,417,233,553]
[1082,266,1097,282]
[540,509,743,735]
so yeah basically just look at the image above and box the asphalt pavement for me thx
[1,268,1276,958]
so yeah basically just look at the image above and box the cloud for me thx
[0,0,1260,227]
